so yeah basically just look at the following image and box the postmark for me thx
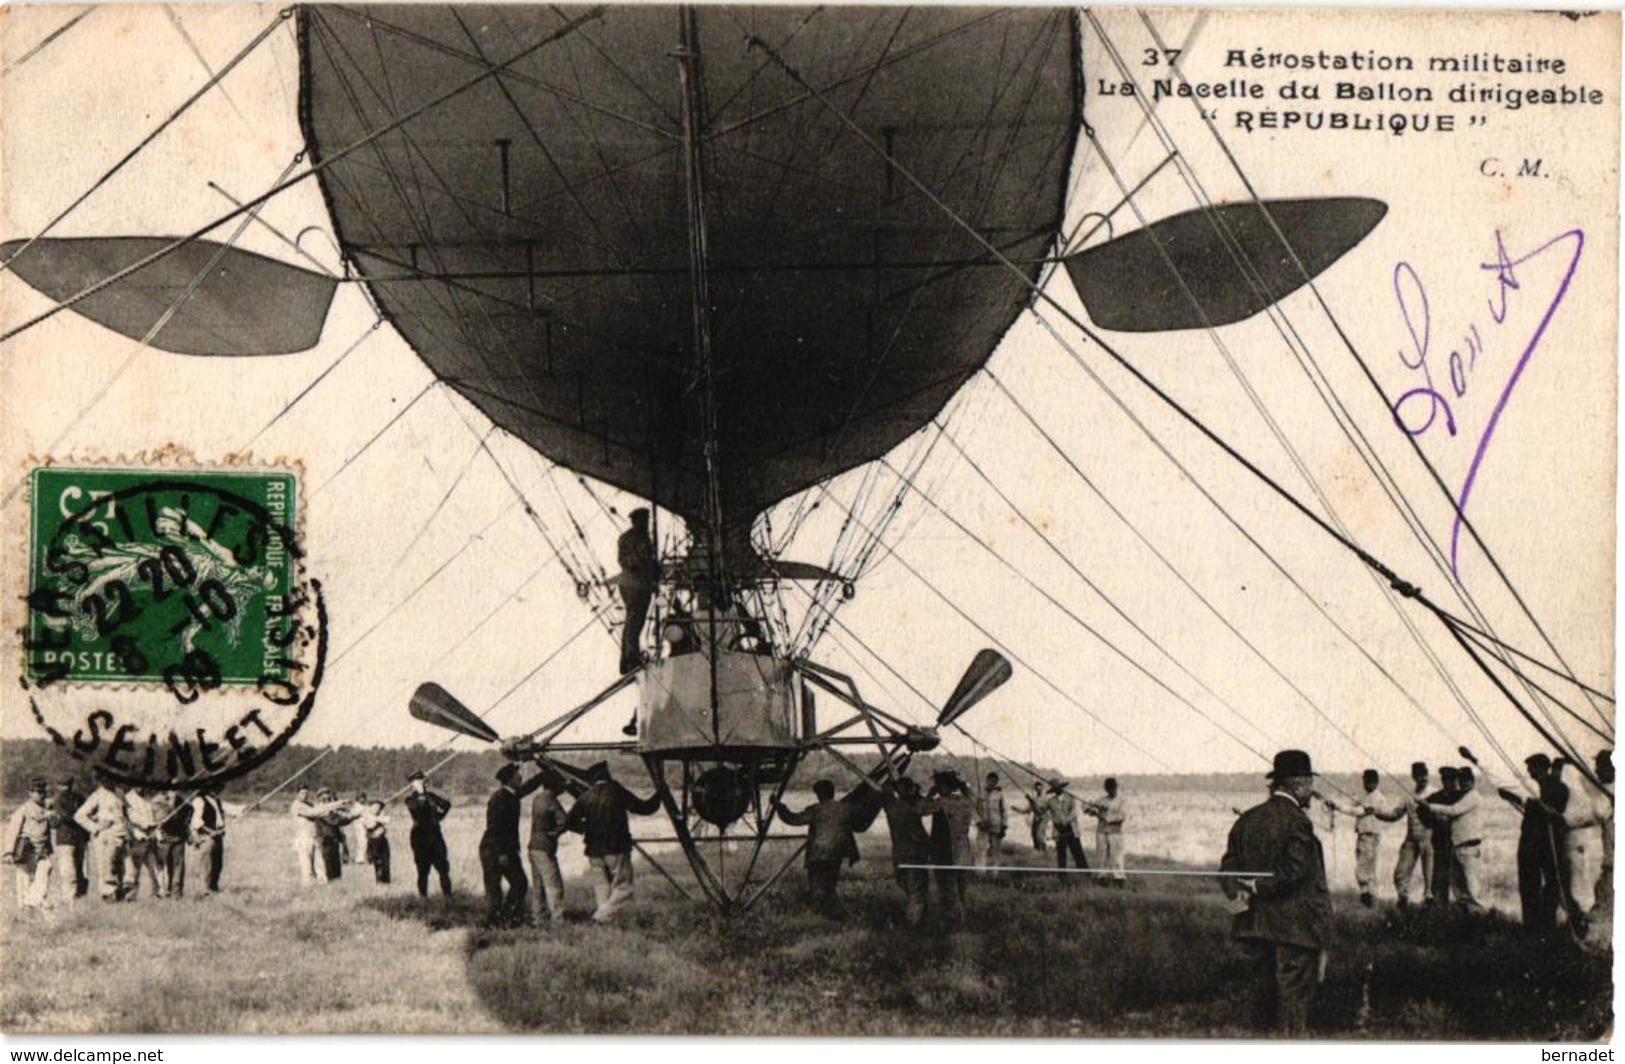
[20,463,325,788]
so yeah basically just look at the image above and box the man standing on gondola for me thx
[617,508,661,676]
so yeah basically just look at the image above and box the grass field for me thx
[0,789,1610,1037]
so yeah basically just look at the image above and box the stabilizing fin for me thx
[938,649,1013,728]
[1063,197,1387,332]
[409,682,500,743]
[1,237,337,355]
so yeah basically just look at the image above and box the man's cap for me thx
[406,770,426,782]
[1411,761,1429,775]
[1050,778,1070,790]
[58,776,76,786]
[1104,777,1118,789]
[1266,750,1315,780]
[587,761,611,782]
[933,769,962,784]
[1598,749,1614,765]
[297,783,312,792]
[28,777,48,792]
[629,508,650,522]
[986,773,1000,783]
[1362,768,1380,780]
[496,763,523,785]
[1525,753,1553,772]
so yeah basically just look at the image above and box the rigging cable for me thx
[1,9,287,275]
[1083,11,1602,755]
[1135,8,1610,733]
[742,36,1600,790]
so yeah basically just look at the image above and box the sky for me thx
[0,6,1616,791]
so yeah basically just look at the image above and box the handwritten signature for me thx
[1390,228,1585,579]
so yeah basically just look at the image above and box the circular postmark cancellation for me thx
[21,466,325,788]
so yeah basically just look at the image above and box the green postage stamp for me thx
[21,463,324,786]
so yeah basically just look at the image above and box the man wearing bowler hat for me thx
[1219,749,1331,1036]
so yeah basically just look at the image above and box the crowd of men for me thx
[1220,748,1614,1036]
[4,773,228,909]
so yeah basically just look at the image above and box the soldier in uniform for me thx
[360,800,391,885]
[923,770,977,923]
[1326,769,1403,908]
[1420,766,1461,907]
[405,771,454,901]
[75,773,130,902]
[5,778,56,911]
[774,778,880,917]
[50,777,89,901]
[527,770,571,922]
[1019,783,1051,852]
[1391,762,1432,909]
[1498,753,1565,933]
[616,508,661,676]
[152,789,190,899]
[188,785,228,893]
[1220,750,1331,1036]
[124,786,167,899]
[1554,756,1608,936]
[1426,766,1487,914]
[1049,779,1089,871]
[565,762,661,922]
[877,776,934,926]
[975,772,1008,866]
[479,762,552,927]
[1083,777,1129,886]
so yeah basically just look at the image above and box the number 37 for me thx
[1142,48,1182,66]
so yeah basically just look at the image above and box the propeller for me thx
[1064,197,1387,332]
[1,237,337,356]
[409,682,501,744]
[938,649,1013,728]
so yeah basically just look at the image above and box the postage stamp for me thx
[19,461,325,788]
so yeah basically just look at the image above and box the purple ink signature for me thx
[1390,228,1585,579]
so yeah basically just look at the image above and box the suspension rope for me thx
[1,9,288,276]
[743,36,1595,789]
[1084,12,1598,755]
[0,6,607,346]
[1136,8,1608,731]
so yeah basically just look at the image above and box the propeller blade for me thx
[409,682,500,743]
[1,236,337,355]
[938,649,1013,728]
[1063,197,1387,332]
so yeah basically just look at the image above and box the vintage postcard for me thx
[0,4,1616,1040]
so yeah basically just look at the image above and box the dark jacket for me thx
[879,789,934,867]
[1220,793,1331,950]
[566,780,660,857]
[778,789,880,866]
[405,791,452,839]
[50,790,89,847]
[481,775,548,854]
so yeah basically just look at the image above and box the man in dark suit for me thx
[405,770,454,901]
[479,762,551,928]
[1220,749,1331,1037]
